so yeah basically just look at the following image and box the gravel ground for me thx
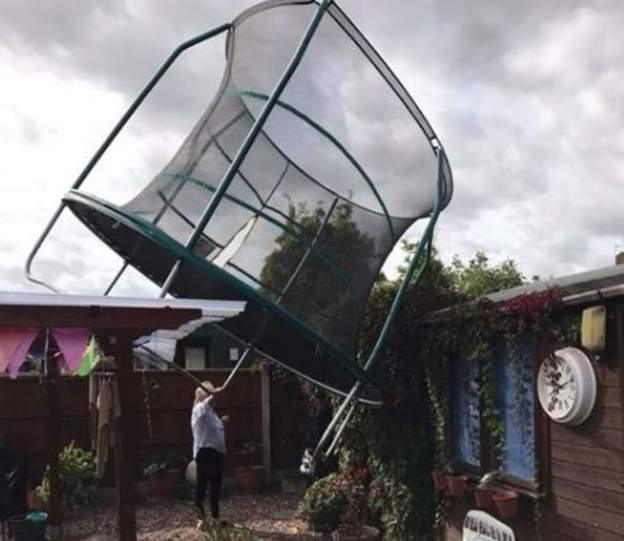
[63,493,329,540]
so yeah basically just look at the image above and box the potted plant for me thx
[35,441,96,515]
[431,466,450,493]
[234,441,264,494]
[445,474,468,497]
[331,467,380,541]
[143,449,181,499]
[474,485,498,509]
[492,489,519,518]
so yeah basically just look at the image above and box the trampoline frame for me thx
[25,0,452,412]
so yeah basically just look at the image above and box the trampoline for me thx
[26,0,453,458]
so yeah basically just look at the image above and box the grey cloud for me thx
[2,0,624,285]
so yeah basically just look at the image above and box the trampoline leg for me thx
[324,402,356,458]
[300,382,361,475]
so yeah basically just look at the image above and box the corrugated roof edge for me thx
[425,264,624,323]
[0,291,246,318]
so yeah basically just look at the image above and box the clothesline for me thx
[0,327,91,379]
[0,308,232,379]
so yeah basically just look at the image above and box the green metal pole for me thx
[159,0,334,296]
[363,146,446,371]
[25,24,231,292]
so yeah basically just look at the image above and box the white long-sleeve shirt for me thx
[191,399,226,458]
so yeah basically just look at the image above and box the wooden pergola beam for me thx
[115,333,138,541]
[0,305,202,330]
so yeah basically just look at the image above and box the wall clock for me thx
[537,347,597,425]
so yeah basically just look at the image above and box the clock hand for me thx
[553,378,573,389]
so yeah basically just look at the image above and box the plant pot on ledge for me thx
[474,485,498,510]
[445,475,467,497]
[492,490,519,518]
[431,470,448,493]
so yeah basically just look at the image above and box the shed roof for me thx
[0,291,246,330]
[486,264,624,305]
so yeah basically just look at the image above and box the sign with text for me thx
[463,510,515,541]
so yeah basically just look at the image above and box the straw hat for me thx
[195,380,217,403]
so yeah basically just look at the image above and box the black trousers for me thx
[195,447,224,519]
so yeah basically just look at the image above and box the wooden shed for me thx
[440,264,624,541]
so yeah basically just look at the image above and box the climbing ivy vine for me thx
[299,247,580,540]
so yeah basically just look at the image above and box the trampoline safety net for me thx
[61,0,453,401]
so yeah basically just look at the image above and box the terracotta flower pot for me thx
[474,486,497,509]
[148,470,179,499]
[492,490,519,518]
[234,465,264,494]
[431,470,448,493]
[445,475,467,497]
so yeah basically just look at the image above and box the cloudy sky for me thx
[1,0,623,296]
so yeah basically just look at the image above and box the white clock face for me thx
[537,347,597,426]
[541,354,577,419]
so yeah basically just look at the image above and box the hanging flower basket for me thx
[492,490,519,518]
[474,486,497,509]
[445,475,467,497]
[431,470,448,493]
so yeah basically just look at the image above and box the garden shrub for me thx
[299,473,346,532]
[36,441,96,510]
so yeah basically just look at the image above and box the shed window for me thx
[449,336,537,488]
[185,346,208,370]
[450,356,480,469]
[494,340,536,483]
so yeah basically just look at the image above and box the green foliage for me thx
[299,473,347,532]
[143,449,182,477]
[448,251,525,299]
[296,239,576,539]
[261,201,374,313]
[36,442,96,511]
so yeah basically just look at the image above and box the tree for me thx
[260,200,376,353]
[447,251,525,300]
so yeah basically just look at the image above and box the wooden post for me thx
[114,333,137,541]
[261,362,272,481]
[44,341,63,537]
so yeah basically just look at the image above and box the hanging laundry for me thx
[88,370,99,450]
[78,336,99,377]
[51,328,90,373]
[95,378,121,478]
[0,328,39,379]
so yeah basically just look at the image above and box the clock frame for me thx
[536,347,597,426]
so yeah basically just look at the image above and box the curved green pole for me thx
[25,24,232,293]
[363,147,446,371]
[304,147,447,472]
[232,89,396,239]
[158,0,334,297]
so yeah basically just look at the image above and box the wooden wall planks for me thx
[0,369,301,480]
[444,303,624,540]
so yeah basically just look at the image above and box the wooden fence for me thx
[0,369,304,481]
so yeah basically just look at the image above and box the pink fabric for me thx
[51,328,90,373]
[0,328,39,379]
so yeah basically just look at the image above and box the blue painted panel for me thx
[450,356,480,467]
[495,338,535,482]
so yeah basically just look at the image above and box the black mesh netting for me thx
[65,0,452,400]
